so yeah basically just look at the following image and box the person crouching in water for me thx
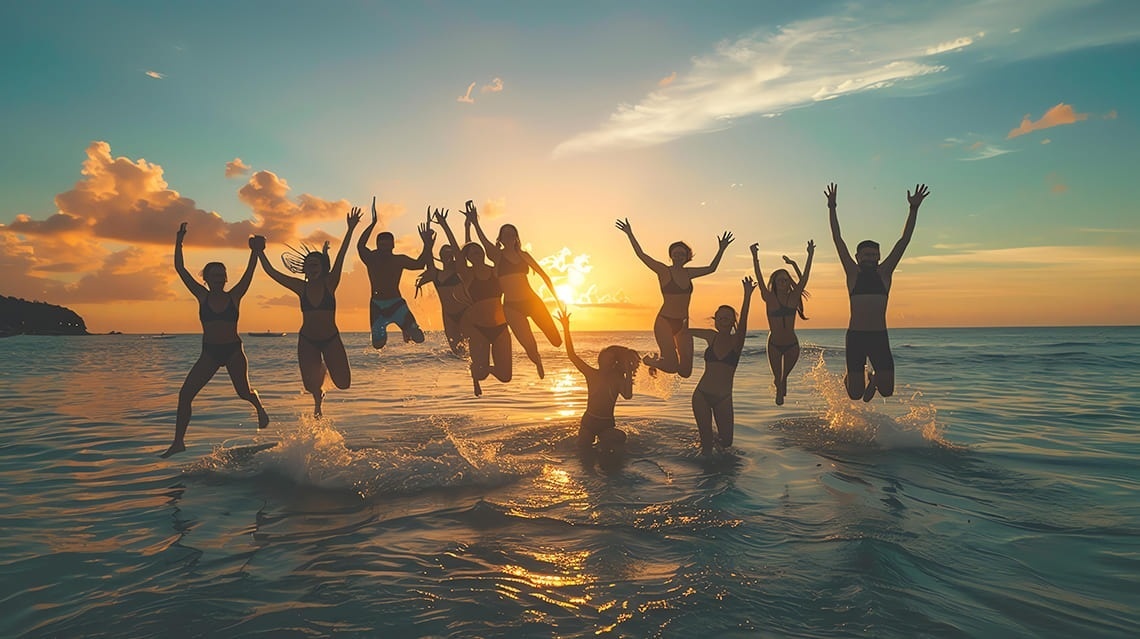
[557,311,640,460]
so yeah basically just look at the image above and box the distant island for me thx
[1,295,89,336]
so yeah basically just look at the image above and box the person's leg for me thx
[767,335,784,404]
[675,326,694,378]
[322,335,351,390]
[528,296,562,347]
[644,315,681,374]
[867,332,895,399]
[369,298,389,349]
[162,354,221,457]
[298,336,328,417]
[505,303,543,378]
[442,313,467,357]
[224,346,269,428]
[844,330,868,401]
[781,342,801,402]
[468,328,491,396]
[395,300,425,343]
[691,389,715,452]
[489,326,513,383]
[711,396,735,448]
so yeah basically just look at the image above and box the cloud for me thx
[225,158,251,178]
[481,77,504,93]
[658,72,677,87]
[909,245,1140,267]
[1104,109,1117,120]
[1041,138,1051,144]
[1046,172,1068,194]
[960,144,1014,161]
[144,70,164,80]
[457,82,476,104]
[554,3,1140,156]
[1007,102,1089,138]
[537,247,630,307]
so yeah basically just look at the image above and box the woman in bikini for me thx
[751,239,814,405]
[556,310,639,461]
[467,201,563,378]
[432,207,511,396]
[690,277,755,453]
[254,207,361,417]
[162,223,270,458]
[615,218,733,377]
[416,239,471,357]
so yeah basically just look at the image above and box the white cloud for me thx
[960,144,1014,161]
[144,70,164,80]
[925,35,979,55]
[481,77,503,93]
[457,82,476,104]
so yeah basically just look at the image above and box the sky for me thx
[2,0,1138,333]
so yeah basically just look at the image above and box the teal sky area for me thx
[2,0,1138,330]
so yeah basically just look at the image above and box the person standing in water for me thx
[162,223,269,458]
[465,200,563,378]
[689,277,755,453]
[556,310,640,459]
[253,207,361,417]
[615,218,733,377]
[752,239,814,405]
[357,196,434,349]
[827,182,930,401]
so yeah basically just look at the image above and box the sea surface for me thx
[1,327,1138,638]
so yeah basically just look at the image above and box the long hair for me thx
[281,243,329,279]
[496,224,522,252]
[714,304,738,333]
[768,268,809,320]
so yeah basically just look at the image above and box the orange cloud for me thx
[658,72,677,87]
[1007,103,1088,139]
[225,158,251,178]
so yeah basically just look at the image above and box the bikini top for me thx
[199,295,239,323]
[768,304,797,318]
[660,271,693,295]
[496,255,530,276]
[851,269,888,296]
[300,283,336,312]
[704,342,741,367]
[468,272,502,302]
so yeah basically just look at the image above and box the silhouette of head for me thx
[302,251,331,280]
[769,268,794,293]
[439,244,456,265]
[855,240,880,270]
[462,242,486,265]
[713,304,737,332]
[375,231,395,251]
[496,224,521,251]
[201,262,227,287]
[668,241,693,265]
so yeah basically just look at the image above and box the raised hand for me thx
[806,239,816,255]
[460,200,478,222]
[177,222,188,239]
[248,235,266,252]
[750,242,759,257]
[743,275,756,292]
[908,183,930,209]
[371,196,379,224]
[555,309,571,326]
[418,222,435,243]
[615,218,633,236]
[824,182,838,208]
[431,208,449,225]
[346,206,362,228]
[717,231,734,251]
[782,254,795,265]
[322,241,331,254]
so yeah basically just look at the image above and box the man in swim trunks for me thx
[357,196,434,349]
[826,182,930,401]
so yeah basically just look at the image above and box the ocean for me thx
[1,327,1138,638]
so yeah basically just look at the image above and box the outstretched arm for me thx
[408,221,435,269]
[173,223,205,296]
[614,218,666,272]
[688,327,717,343]
[782,255,804,280]
[882,184,929,272]
[230,240,260,300]
[329,207,362,289]
[826,183,855,272]
[736,276,756,350]
[462,201,501,263]
[750,242,771,302]
[357,196,379,259]
[556,311,592,375]
[254,236,305,294]
[432,208,471,281]
[793,240,815,293]
[688,231,734,278]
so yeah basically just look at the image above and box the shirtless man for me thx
[358,196,434,349]
[826,182,930,401]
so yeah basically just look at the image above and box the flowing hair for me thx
[281,243,329,278]
[768,268,809,320]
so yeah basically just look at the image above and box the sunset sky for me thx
[2,0,1138,333]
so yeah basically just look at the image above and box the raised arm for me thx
[173,223,205,296]
[329,207,362,289]
[882,184,929,272]
[687,231,734,278]
[253,236,304,294]
[400,221,435,270]
[793,240,815,293]
[357,196,379,259]
[736,276,756,351]
[826,183,855,272]
[750,242,771,302]
[462,201,501,263]
[614,218,665,272]
[432,208,471,281]
[556,310,592,375]
[229,239,260,300]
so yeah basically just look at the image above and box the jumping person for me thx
[358,196,433,349]
[615,218,733,377]
[162,223,269,458]
[826,182,930,401]
[415,237,471,357]
[254,207,361,417]
[556,310,639,459]
[690,277,755,453]
[752,240,814,405]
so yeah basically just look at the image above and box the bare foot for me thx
[313,391,324,419]
[257,408,270,429]
[534,357,545,380]
[160,442,185,458]
[473,379,483,397]
[862,371,878,402]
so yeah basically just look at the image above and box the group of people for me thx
[160,183,930,461]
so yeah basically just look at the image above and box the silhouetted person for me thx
[415,227,471,357]
[358,196,433,349]
[690,277,754,453]
[752,240,814,405]
[615,218,732,377]
[467,201,563,378]
[827,182,930,401]
[162,223,269,458]
[557,310,639,461]
[433,207,511,396]
[254,207,361,417]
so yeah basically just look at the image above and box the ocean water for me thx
[1,326,1138,638]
